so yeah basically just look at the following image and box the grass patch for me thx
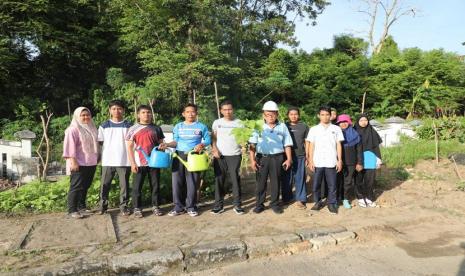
[457,181,465,191]
[381,137,465,168]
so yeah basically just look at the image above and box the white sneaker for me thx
[187,210,198,217]
[365,198,377,208]
[358,199,367,208]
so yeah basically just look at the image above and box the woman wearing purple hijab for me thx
[336,114,364,209]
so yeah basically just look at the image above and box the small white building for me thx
[372,117,416,147]
[0,130,38,182]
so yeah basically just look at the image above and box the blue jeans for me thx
[313,167,337,205]
[281,156,307,203]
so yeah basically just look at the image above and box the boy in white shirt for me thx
[98,100,132,216]
[306,106,344,214]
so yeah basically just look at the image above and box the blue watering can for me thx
[137,146,172,168]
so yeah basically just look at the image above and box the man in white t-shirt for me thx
[211,100,244,215]
[98,100,132,216]
[306,106,344,214]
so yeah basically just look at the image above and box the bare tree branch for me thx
[354,0,418,54]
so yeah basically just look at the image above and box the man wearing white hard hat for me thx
[248,101,293,214]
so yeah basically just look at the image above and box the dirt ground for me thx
[1,159,465,273]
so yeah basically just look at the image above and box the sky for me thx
[286,0,465,55]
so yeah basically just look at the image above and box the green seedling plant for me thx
[231,119,263,174]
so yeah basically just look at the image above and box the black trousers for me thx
[213,155,242,208]
[337,165,356,200]
[255,154,284,209]
[100,166,131,210]
[172,151,201,212]
[132,166,161,209]
[68,166,96,213]
[321,176,329,199]
[355,169,375,201]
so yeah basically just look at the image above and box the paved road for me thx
[189,242,465,276]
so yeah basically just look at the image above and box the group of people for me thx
[63,99,382,219]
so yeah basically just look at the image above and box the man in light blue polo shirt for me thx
[160,103,211,217]
[249,101,293,214]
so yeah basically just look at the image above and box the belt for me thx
[257,153,284,158]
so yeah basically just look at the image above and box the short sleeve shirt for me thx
[248,122,293,154]
[286,122,309,157]
[173,121,211,152]
[126,123,165,166]
[212,118,242,156]
[306,123,344,168]
[98,120,132,167]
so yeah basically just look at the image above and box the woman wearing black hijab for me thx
[354,114,383,208]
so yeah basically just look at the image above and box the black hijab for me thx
[354,114,383,158]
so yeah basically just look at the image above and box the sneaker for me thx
[328,204,338,214]
[78,208,92,216]
[358,199,367,208]
[342,199,352,209]
[134,208,143,218]
[152,207,164,216]
[233,207,245,215]
[272,207,283,214]
[311,201,325,211]
[365,198,377,208]
[253,206,265,214]
[120,207,131,216]
[187,210,199,217]
[210,207,225,215]
[294,201,307,210]
[168,209,185,217]
[69,212,84,219]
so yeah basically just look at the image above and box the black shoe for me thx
[311,201,325,211]
[98,206,107,215]
[328,204,338,214]
[280,200,293,206]
[253,206,265,214]
[233,207,245,215]
[210,207,225,215]
[272,207,283,214]
[120,207,131,216]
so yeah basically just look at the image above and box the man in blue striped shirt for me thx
[160,103,211,217]
[248,101,293,214]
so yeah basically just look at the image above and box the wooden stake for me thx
[148,98,155,122]
[214,82,220,119]
[193,89,196,105]
[433,120,439,164]
[134,98,137,121]
[67,98,71,118]
[451,156,464,181]
[361,91,367,113]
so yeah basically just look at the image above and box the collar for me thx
[263,121,281,129]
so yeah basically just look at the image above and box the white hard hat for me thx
[262,101,279,111]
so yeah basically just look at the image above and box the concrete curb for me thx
[16,227,357,275]
[182,239,247,272]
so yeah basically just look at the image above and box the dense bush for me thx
[415,117,465,142]
[0,165,216,213]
